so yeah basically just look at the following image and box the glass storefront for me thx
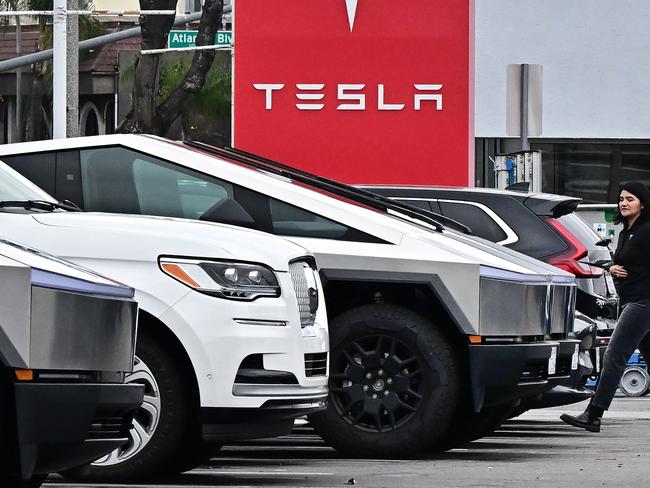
[476,139,650,203]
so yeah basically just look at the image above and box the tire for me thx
[463,404,514,441]
[309,304,460,458]
[63,331,200,482]
[431,401,515,451]
[6,475,47,488]
[1,372,47,487]
[619,366,650,397]
[508,405,528,419]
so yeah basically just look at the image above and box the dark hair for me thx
[613,181,650,228]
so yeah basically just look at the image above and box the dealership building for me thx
[0,0,648,203]
[475,0,650,202]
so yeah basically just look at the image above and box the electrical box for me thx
[494,150,542,192]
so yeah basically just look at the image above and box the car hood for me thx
[397,222,574,280]
[28,212,311,272]
[0,238,134,298]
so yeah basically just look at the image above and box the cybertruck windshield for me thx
[181,141,472,235]
[0,161,56,202]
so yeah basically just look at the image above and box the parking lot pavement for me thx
[46,396,650,488]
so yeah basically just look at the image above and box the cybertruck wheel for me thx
[63,331,199,482]
[309,304,460,458]
[6,476,47,488]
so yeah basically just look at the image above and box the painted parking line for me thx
[191,469,335,475]
[520,409,650,421]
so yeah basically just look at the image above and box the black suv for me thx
[362,185,617,410]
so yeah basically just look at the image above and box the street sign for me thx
[168,30,232,49]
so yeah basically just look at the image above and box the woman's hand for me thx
[610,264,628,279]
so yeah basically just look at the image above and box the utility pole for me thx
[520,63,530,151]
[66,0,79,137]
[53,0,67,138]
[14,0,21,142]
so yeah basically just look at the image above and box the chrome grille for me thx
[289,261,317,328]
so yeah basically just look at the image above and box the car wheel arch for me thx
[136,310,200,413]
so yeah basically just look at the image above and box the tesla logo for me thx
[345,0,359,31]
[253,83,444,111]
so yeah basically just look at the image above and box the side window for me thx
[438,201,508,243]
[269,199,352,239]
[80,147,232,218]
[2,153,56,196]
[79,146,382,242]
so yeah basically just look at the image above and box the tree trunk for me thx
[27,63,46,141]
[119,0,224,136]
[123,0,177,134]
[157,0,223,131]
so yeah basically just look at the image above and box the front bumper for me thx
[468,339,580,412]
[518,340,590,410]
[159,272,329,410]
[200,397,327,442]
[13,382,143,479]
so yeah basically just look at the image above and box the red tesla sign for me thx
[232,0,474,185]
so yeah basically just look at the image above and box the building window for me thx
[555,144,613,204]
[478,139,650,204]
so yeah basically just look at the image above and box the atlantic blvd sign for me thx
[233,1,474,186]
[168,30,232,49]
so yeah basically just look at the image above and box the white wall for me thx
[94,0,138,10]
[476,0,650,139]
[94,0,202,15]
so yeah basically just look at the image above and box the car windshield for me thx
[0,160,56,202]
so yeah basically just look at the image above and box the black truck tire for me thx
[431,401,516,451]
[63,331,200,482]
[309,303,460,458]
[6,476,47,488]
[1,371,47,488]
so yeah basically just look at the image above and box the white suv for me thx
[0,135,578,458]
[0,161,328,481]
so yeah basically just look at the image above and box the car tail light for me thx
[545,218,604,278]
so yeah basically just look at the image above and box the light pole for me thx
[52,0,67,139]
[67,0,79,137]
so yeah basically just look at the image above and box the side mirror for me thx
[595,238,612,247]
[199,198,256,229]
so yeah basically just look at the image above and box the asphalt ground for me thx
[46,396,650,488]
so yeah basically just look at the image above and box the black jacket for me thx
[614,219,650,304]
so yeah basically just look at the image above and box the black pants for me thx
[592,299,650,410]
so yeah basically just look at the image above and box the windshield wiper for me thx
[185,141,472,235]
[0,200,81,212]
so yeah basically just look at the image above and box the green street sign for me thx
[168,30,232,49]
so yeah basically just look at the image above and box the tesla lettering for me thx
[253,83,444,111]
[296,84,325,110]
[337,84,365,110]
[377,84,405,111]
[253,83,284,110]
[415,84,443,110]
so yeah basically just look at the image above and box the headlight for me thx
[159,257,280,300]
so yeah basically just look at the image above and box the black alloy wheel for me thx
[330,334,425,432]
[309,303,460,458]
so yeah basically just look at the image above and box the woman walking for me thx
[561,181,650,432]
